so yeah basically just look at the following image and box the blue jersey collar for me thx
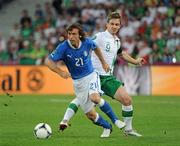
[67,40,82,49]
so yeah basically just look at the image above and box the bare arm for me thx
[45,57,71,79]
[119,51,146,65]
[94,47,110,72]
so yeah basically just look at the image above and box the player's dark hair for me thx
[66,23,85,41]
[107,12,121,23]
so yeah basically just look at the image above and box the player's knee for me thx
[122,96,132,105]
[86,112,96,121]
[89,93,101,104]
[116,94,131,106]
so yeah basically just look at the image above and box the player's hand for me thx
[135,58,146,66]
[102,63,110,73]
[59,71,71,79]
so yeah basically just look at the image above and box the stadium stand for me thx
[0,0,180,65]
[0,0,14,9]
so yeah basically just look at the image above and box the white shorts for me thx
[73,71,103,113]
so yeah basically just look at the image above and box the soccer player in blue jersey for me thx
[46,23,125,137]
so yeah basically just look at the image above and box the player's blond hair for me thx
[107,12,121,23]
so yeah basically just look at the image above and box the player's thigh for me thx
[73,72,93,102]
[100,75,123,98]
[73,73,96,113]
[114,87,132,105]
[74,85,95,113]
[86,107,97,120]
[89,71,103,95]
[80,98,95,114]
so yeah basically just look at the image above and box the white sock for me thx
[62,98,80,122]
[63,108,75,122]
[122,105,133,131]
[124,117,132,131]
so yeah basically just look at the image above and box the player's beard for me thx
[70,40,78,48]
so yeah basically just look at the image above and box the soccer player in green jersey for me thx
[60,12,146,137]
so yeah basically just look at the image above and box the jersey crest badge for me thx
[83,51,88,57]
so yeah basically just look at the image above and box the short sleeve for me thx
[49,43,65,61]
[88,38,97,50]
[91,33,101,47]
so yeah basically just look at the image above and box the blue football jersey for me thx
[49,38,97,80]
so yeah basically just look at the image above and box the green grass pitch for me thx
[0,94,180,146]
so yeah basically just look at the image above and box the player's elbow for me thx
[121,51,126,56]
[45,57,53,68]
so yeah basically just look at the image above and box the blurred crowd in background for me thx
[0,0,180,65]
[0,0,13,9]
